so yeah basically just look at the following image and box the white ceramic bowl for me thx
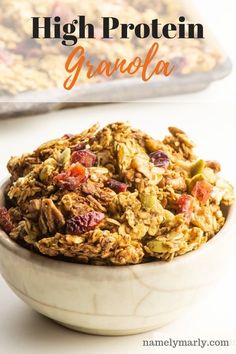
[0,178,235,335]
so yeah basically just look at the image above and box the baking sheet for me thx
[0,57,232,118]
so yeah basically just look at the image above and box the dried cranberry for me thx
[51,1,73,23]
[149,150,169,169]
[54,163,88,190]
[106,179,127,193]
[72,142,87,151]
[54,176,81,191]
[191,180,213,205]
[171,56,188,75]
[67,212,105,235]
[0,207,13,234]
[176,194,193,218]
[71,150,97,167]
[62,133,74,139]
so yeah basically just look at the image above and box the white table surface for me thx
[0,102,236,354]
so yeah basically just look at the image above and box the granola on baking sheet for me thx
[0,0,225,96]
[0,122,234,265]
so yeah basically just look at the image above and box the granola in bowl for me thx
[0,122,234,265]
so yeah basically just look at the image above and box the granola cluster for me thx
[0,0,224,95]
[0,122,234,265]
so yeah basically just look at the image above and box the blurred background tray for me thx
[0,57,232,118]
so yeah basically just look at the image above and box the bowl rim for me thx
[0,176,235,273]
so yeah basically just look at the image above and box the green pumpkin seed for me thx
[191,159,206,177]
